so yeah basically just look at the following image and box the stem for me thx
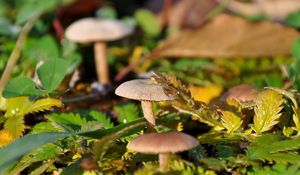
[0,15,38,93]
[94,42,110,84]
[141,101,155,126]
[159,153,169,171]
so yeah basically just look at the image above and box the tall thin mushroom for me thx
[66,18,133,85]
[115,79,177,126]
[127,132,199,170]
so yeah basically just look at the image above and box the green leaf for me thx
[291,38,300,61]
[88,110,114,128]
[16,0,59,24]
[286,11,300,29]
[3,76,43,98]
[31,122,63,134]
[46,113,86,132]
[96,6,117,19]
[0,132,69,173]
[24,35,59,61]
[253,90,284,134]
[134,9,161,37]
[78,118,145,139]
[114,103,140,123]
[37,59,68,92]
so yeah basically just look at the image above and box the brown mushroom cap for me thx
[65,18,133,43]
[221,84,259,103]
[115,79,177,101]
[127,132,199,154]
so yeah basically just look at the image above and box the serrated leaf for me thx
[3,76,44,98]
[88,111,114,128]
[31,122,63,134]
[37,59,68,92]
[221,111,243,133]
[253,90,284,134]
[46,113,85,132]
[0,132,69,174]
[4,115,25,138]
[5,97,63,118]
[78,118,145,139]
[114,103,140,124]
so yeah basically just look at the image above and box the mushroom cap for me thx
[127,132,199,154]
[221,84,259,103]
[115,79,177,101]
[65,18,133,43]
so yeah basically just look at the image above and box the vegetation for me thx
[1,0,300,174]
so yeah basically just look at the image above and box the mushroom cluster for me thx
[115,78,199,171]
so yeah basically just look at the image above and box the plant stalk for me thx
[0,15,38,93]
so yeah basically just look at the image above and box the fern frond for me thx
[4,115,25,138]
[247,135,300,163]
[113,103,140,124]
[88,110,114,128]
[253,90,284,134]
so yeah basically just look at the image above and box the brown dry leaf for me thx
[157,0,218,28]
[224,0,300,20]
[159,14,299,58]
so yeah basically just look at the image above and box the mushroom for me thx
[127,131,199,170]
[220,84,259,104]
[65,18,133,85]
[115,79,177,126]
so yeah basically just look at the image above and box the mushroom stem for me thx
[94,42,110,84]
[141,101,155,126]
[159,153,169,171]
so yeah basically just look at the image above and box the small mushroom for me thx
[115,79,177,126]
[221,84,259,103]
[66,18,133,85]
[127,132,199,170]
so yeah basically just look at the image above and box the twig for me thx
[0,15,39,93]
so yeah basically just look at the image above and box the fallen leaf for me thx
[189,85,223,104]
[224,0,300,20]
[157,0,218,28]
[159,14,299,58]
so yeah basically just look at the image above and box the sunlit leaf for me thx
[221,111,243,133]
[253,90,284,134]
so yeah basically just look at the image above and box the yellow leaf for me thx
[189,85,223,104]
[221,111,243,133]
[0,129,13,147]
[5,97,63,118]
[176,122,184,131]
